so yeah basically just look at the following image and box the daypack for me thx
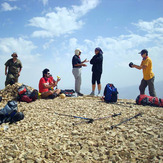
[0,101,24,125]
[136,94,163,107]
[104,83,118,103]
[17,85,38,103]
[62,89,76,97]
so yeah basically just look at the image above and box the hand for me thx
[18,72,20,76]
[83,59,89,63]
[129,62,134,68]
[82,64,87,67]
[5,72,7,75]
[132,65,135,68]
[57,78,61,82]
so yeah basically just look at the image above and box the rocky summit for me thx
[0,84,163,163]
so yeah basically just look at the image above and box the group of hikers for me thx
[4,48,157,99]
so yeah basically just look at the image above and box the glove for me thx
[129,62,134,68]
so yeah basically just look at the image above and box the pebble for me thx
[0,83,162,162]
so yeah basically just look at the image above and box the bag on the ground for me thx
[0,101,24,125]
[104,83,118,103]
[61,89,76,97]
[136,94,163,107]
[29,89,38,101]
[17,85,38,103]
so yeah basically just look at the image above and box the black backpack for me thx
[61,89,76,97]
[0,101,24,125]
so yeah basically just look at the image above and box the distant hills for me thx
[119,81,163,99]
[81,81,163,100]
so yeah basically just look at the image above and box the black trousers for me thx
[92,72,102,85]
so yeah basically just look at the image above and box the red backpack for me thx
[136,94,163,107]
[17,85,38,103]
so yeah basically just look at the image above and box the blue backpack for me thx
[104,83,118,103]
[0,101,24,124]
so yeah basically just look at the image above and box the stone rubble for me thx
[0,84,163,162]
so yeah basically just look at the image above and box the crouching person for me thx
[39,68,61,99]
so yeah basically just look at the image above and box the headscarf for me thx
[95,47,103,55]
[75,49,82,56]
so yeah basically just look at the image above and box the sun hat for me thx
[11,52,18,57]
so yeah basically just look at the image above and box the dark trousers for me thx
[139,76,156,97]
[5,73,18,86]
[92,72,102,85]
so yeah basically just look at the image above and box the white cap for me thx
[75,49,82,56]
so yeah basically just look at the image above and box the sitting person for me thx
[39,68,61,99]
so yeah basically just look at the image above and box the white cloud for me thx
[28,0,99,38]
[42,0,48,6]
[133,17,163,34]
[43,39,54,49]
[0,37,36,58]
[62,18,163,87]
[1,17,163,95]
[1,2,19,11]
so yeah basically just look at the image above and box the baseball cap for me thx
[138,49,148,55]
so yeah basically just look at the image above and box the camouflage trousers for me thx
[5,73,19,86]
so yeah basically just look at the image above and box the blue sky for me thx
[0,0,163,97]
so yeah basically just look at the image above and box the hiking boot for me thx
[90,92,95,96]
[77,92,84,96]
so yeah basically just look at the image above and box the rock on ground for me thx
[0,85,163,162]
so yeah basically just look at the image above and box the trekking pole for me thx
[110,112,142,130]
[73,112,121,126]
[54,112,93,121]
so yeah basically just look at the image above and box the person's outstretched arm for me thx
[132,64,147,70]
